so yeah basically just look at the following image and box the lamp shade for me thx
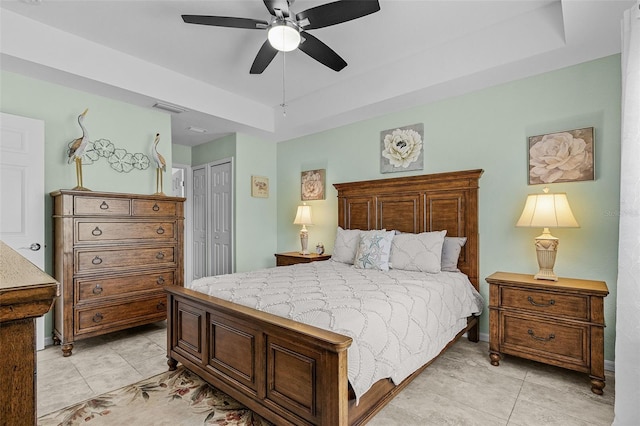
[293,205,313,225]
[268,21,301,52]
[516,190,579,228]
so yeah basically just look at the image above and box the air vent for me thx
[187,126,208,134]
[152,102,188,114]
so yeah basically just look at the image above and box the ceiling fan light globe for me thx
[268,22,300,52]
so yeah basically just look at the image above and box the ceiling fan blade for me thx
[182,15,268,29]
[298,32,347,72]
[263,0,290,17]
[250,40,279,74]
[296,0,380,30]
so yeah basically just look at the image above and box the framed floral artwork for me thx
[301,169,325,201]
[251,175,269,198]
[528,127,594,184]
[380,123,424,173]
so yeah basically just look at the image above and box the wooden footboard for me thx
[166,286,353,426]
[166,286,479,426]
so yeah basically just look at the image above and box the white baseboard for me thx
[43,336,54,349]
[471,332,615,372]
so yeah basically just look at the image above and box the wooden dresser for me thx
[1,241,59,425]
[51,190,185,356]
[487,271,609,394]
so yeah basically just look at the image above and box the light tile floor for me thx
[37,322,615,425]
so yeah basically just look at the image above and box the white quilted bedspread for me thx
[188,260,484,401]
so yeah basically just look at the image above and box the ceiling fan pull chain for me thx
[281,50,287,117]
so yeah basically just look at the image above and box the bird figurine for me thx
[67,108,90,190]
[152,133,166,195]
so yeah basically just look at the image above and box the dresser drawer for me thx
[75,220,176,244]
[75,246,176,273]
[75,295,167,335]
[132,199,177,217]
[501,314,588,368]
[74,196,131,215]
[75,269,175,304]
[501,287,589,321]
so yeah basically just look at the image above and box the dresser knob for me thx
[157,302,166,311]
[156,252,165,260]
[92,313,104,323]
[92,284,103,295]
[152,203,160,212]
[527,296,555,307]
[91,227,103,236]
[91,256,103,265]
[156,226,165,235]
[528,329,555,342]
[156,276,165,285]
[99,201,109,210]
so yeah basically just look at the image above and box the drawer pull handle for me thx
[157,276,165,285]
[156,226,165,235]
[527,296,555,307]
[528,329,555,342]
[156,252,165,260]
[157,302,166,311]
[152,203,160,212]
[91,227,103,236]
[92,284,103,295]
[92,256,103,265]
[100,201,109,210]
[93,313,104,323]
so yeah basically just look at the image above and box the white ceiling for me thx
[0,0,633,146]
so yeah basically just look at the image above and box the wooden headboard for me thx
[333,169,483,290]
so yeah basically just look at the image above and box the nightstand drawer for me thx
[502,314,588,367]
[501,287,588,321]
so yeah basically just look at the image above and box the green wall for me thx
[172,143,192,166]
[276,55,621,362]
[1,70,173,338]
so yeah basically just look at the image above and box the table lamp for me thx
[516,187,579,281]
[293,204,313,255]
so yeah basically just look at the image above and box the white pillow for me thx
[353,230,395,271]
[331,227,362,264]
[389,230,447,273]
[441,237,467,272]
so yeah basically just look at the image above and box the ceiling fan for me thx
[182,0,381,74]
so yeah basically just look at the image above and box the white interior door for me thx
[0,112,46,350]
[191,160,233,280]
[192,165,207,280]
[209,161,232,276]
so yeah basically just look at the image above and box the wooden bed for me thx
[166,169,483,425]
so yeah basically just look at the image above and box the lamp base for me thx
[299,227,309,255]
[533,230,559,281]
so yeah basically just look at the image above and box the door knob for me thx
[28,243,41,251]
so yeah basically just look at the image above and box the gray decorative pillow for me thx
[389,230,447,273]
[441,237,467,272]
[331,227,362,264]
[353,230,395,271]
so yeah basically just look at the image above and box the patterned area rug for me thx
[38,366,272,426]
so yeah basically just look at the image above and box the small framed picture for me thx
[251,175,269,198]
[301,169,325,201]
[528,127,594,185]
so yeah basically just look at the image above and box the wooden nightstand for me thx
[487,271,609,395]
[275,252,331,266]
